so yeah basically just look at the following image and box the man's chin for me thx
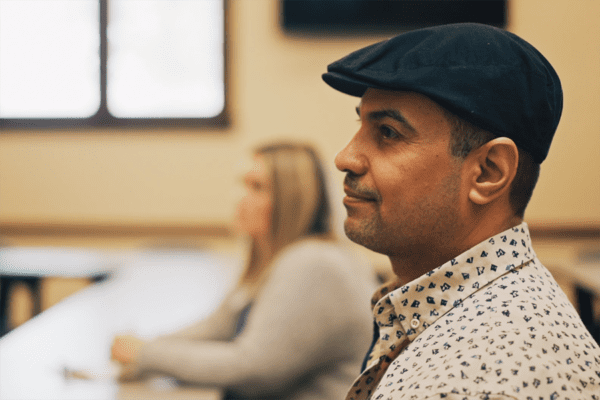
[343,219,387,254]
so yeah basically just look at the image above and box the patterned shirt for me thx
[346,223,600,400]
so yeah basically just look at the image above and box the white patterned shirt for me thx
[346,223,600,400]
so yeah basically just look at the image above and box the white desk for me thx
[0,247,121,277]
[0,246,121,335]
[0,248,241,400]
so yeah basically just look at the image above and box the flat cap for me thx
[322,23,562,163]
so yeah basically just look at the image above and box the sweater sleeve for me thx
[157,291,245,342]
[136,241,375,397]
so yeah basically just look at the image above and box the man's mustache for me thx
[343,174,381,202]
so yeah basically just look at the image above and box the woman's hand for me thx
[111,335,146,365]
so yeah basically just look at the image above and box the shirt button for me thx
[410,318,420,329]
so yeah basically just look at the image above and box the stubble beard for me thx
[343,171,463,260]
[343,211,394,255]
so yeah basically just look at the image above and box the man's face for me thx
[335,88,466,258]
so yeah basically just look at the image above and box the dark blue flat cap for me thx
[322,23,562,163]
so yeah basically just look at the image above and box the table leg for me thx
[0,276,42,337]
[576,285,600,344]
[22,277,42,316]
[0,277,14,336]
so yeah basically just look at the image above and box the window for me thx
[0,0,227,128]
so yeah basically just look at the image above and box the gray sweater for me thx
[136,239,378,399]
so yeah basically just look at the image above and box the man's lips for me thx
[343,186,377,202]
[343,175,380,204]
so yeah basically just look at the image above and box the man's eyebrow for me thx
[356,106,416,133]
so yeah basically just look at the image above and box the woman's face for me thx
[236,155,273,240]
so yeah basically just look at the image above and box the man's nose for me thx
[335,134,367,176]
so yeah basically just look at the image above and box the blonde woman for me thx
[111,142,377,400]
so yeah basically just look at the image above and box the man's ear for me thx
[466,138,519,206]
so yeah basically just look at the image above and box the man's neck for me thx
[389,214,523,285]
[389,248,461,284]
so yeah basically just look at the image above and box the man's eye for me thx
[380,125,399,139]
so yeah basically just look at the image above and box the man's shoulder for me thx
[371,259,600,399]
[379,314,600,399]
[470,259,580,327]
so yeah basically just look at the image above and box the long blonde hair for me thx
[238,142,333,293]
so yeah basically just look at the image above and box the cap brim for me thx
[322,72,374,97]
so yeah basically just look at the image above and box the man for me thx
[322,23,600,399]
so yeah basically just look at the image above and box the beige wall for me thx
[1,0,599,231]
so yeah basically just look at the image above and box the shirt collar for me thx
[373,223,536,344]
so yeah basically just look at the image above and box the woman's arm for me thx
[135,241,374,396]
[111,287,249,379]
[157,292,246,342]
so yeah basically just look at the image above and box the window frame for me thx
[0,0,229,130]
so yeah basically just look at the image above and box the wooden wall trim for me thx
[528,224,600,239]
[0,222,233,238]
[1,222,598,239]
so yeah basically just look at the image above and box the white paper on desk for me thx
[64,362,180,391]
[63,361,121,381]
[145,376,180,391]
